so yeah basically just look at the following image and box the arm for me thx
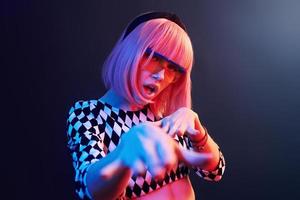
[85,145,132,199]
[191,118,222,171]
[189,116,226,181]
[86,123,193,199]
[67,102,197,199]
[154,107,226,180]
[67,101,131,199]
[186,127,226,182]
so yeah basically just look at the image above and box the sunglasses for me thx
[143,48,186,82]
[145,48,186,73]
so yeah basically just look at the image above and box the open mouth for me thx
[143,84,158,95]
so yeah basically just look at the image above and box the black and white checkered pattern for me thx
[66,100,225,199]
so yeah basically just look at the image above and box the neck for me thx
[100,89,143,111]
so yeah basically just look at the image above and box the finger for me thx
[177,124,187,137]
[194,115,205,134]
[149,153,165,180]
[186,127,203,142]
[162,139,180,173]
[120,145,146,177]
[139,136,162,178]
[186,126,200,136]
[168,122,179,137]
[100,159,123,180]
[155,139,177,174]
[161,120,170,133]
[131,159,147,177]
[188,127,206,143]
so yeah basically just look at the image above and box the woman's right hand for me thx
[121,122,179,180]
[99,122,212,180]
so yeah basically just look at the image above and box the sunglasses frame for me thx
[144,48,186,74]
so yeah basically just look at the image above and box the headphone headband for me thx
[123,11,187,40]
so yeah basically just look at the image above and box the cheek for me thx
[138,70,151,82]
[137,70,150,89]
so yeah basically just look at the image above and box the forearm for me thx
[192,120,221,171]
[194,134,220,171]
[188,128,225,182]
[86,147,132,200]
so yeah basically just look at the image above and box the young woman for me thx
[67,11,225,200]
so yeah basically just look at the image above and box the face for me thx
[137,49,185,100]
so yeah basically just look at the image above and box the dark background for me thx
[2,0,300,199]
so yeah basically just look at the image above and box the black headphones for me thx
[123,11,187,40]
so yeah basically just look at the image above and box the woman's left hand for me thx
[154,107,205,141]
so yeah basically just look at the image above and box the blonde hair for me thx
[102,18,194,117]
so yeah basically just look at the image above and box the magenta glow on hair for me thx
[102,18,194,117]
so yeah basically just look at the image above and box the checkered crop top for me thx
[66,99,225,199]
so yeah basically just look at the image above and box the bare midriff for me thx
[134,177,195,200]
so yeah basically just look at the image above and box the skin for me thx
[137,53,175,100]
[86,53,220,199]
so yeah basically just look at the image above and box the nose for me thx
[152,68,165,80]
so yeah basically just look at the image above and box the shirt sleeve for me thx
[185,135,226,182]
[66,101,106,199]
[193,148,226,182]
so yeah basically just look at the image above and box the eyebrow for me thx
[145,48,186,74]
